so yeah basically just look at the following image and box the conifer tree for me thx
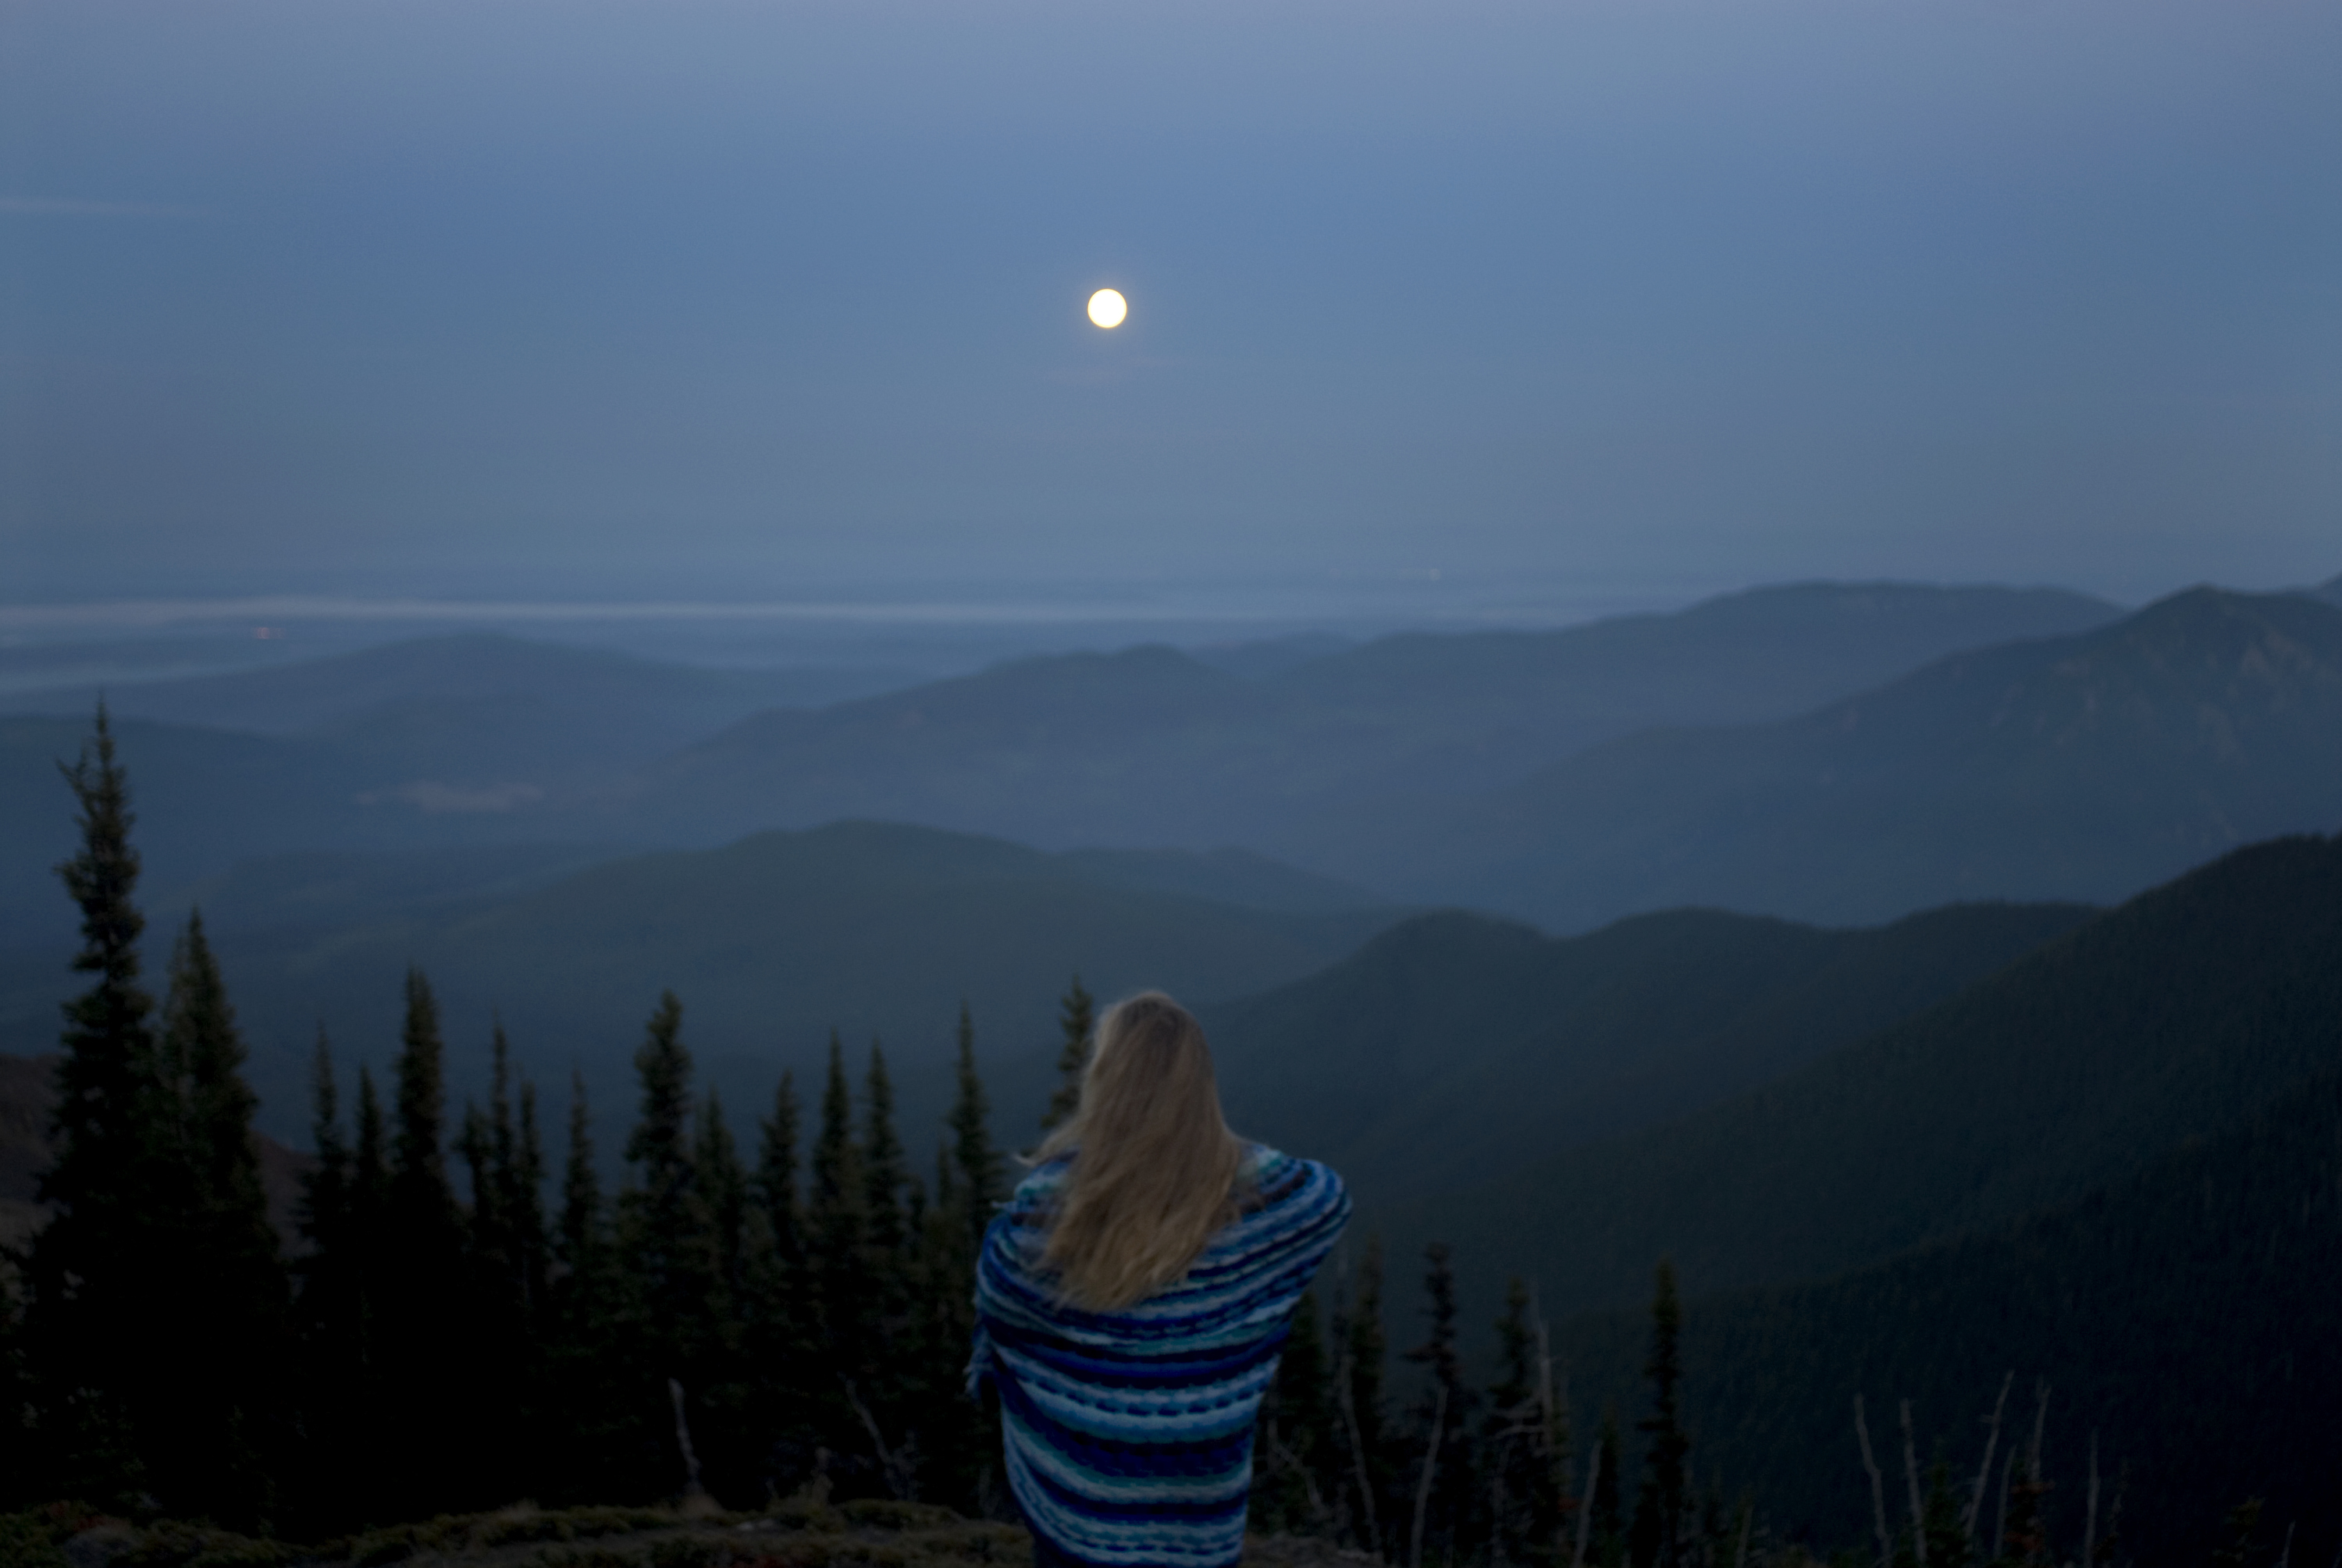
[692,1089,761,1503]
[621,990,717,1412]
[1404,1242,1477,1568]
[381,968,468,1513]
[698,1090,751,1317]
[1041,976,1095,1131]
[351,1064,392,1296]
[457,1022,548,1505]
[751,1068,819,1492]
[756,1071,804,1271]
[810,1032,868,1335]
[949,1002,1005,1251]
[557,1071,607,1303]
[510,1071,550,1326]
[152,910,287,1524]
[548,1070,633,1505]
[28,706,170,1506]
[863,1042,910,1261]
[1628,1261,1689,1568]
[1485,1277,1570,1567]
[807,1034,874,1467]
[1914,1457,1971,1568]
[390,969,461,1262]
[1588,1409,1626,1568]
[856,1041,923,1487]
[294,1031,366,1532]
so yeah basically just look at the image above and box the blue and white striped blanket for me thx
[968,1145,1351,1568]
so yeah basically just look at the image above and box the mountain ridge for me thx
[1351,587,2342,928]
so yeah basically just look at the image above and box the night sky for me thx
[5,1,2338,622]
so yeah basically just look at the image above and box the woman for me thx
[969,991,1351,1568]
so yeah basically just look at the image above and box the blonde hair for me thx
[1034,991,1248,1311]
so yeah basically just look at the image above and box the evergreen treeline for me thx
[0,713,1013,1534]
[0,713,2311,1568]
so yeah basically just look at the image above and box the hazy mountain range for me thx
[10,579,2340,965]
[0,579,2142,941]
[1348,585,2342,927]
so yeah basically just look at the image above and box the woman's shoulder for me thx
[1006,1152,1076,1219]
[1240,1143,1347,1213]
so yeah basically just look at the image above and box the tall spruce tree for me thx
[294,1032,368,1533]
[547,1070,635,1505]
[809,1033,867,1335]
[1041,976,1095,1131]
[756,1071,804,1272]
[949,1003,1005,1251]
[1588,1409,1626,1568]
[28,705,170,1507]
[1628,1262,1689,1568]
[621,989,719,1450]
[1485,1278,1570,1567]
[807,1033,873,1469]
[863,1043,910,1261]
[697,1091,751,1322]
[381,967,469,1514]
[455,1021,550,1506]
[692,1089,762,1504]
[152,911,287,1525]
[390,969,461,1260]
[1404,1243,1476,1568]
[856,1041,921,1489]
[751,1068,820,1493]
[510,1072,550,1326]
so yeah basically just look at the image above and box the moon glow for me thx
[1087,288,1128,329]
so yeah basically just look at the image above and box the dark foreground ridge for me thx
[0,1502,1379,1568]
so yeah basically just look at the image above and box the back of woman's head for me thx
[1037,990,1246,1311]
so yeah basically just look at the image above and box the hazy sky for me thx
[4,0,2338,619]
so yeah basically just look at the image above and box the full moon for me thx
[1087,288,1128,329]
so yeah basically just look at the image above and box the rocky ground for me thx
[0,1500,1384,1568]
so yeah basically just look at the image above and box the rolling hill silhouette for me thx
[0,822,1403,1149]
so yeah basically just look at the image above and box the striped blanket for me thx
[967,1144,1351,1568]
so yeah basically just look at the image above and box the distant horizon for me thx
[9,562,2340,645]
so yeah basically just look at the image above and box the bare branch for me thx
[841,1374,917,1501]
[1964,1371,2014,1542]
[2082,1430,2102,1566]
[1855,1394,1892,1568]
[1899,1399,1927,1567]
[1333,1346,1382,1556]
[1570,1442,1600,1568]
[667,1377,706,1500]
[1410,1385,1449,1568]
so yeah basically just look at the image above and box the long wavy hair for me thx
[1034,991,1248,1311]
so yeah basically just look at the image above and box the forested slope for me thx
[1388,832,2342,1320]
[1208,898,2092,1206]
[1553,1067,2342,1566]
